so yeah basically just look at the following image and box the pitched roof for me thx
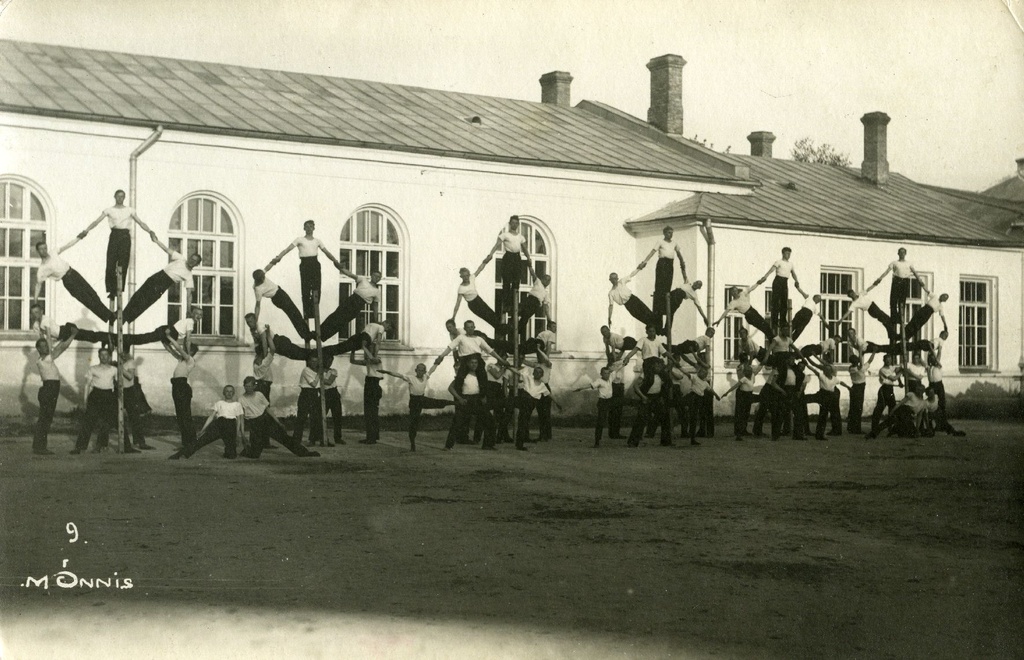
[629,155,1024,247]
[981,173,1024,202]
[0,39,750,185]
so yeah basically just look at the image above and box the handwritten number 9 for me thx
[66,522,78,543]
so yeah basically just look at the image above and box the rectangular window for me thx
[722,286,745,363]
[904,273,933,340]
[959,278,993,368]
[820,269,857,363]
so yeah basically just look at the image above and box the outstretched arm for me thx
[452,293,462,321]
[791,266,808,298]
[693,301,709,326]
[265,242,296,272]
[318,244,343,270]
[130,211,156,236]
[638,248,657,269]
[253,291,263,324]
[149,232,172,256]
[50,328,77,360]
[675,245,687,279]
[870,264,893,289]
[473,255,492,277]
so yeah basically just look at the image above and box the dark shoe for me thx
[168,451,183,460]
[690,439,700,446]
[734,436,742,442]
[123,446,141,454]
[327,441,336,447]
[70,448,84,455]
[223,453,237,459]
[827,431,841,437]
[33,449,55,455]
[135,443,156,450]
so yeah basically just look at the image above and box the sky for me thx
[0,0,1021,191]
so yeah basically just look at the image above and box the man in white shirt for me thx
[293,357,325,447]
[638,226,688,322]
[516,263,551,338]
[714,283,773,339]
[252,269,312,340]
[536,322,557,354]
[869,355,902,435]
[513,362,549,451]
[627,360,672,447]
[320,269,383,340]
[163,333,199,449]
[839,287,896,341]
[790,293,822,341]
[34,242,113,323]
[435,320,511,389]
[446,355,497,450]
[870,247,927,324]
[32,328,77,455]
[72,189,157,300]
[239,377,320,459]
[757,247,807,331]
[488,215,531,317]
[265,220,344,319]
[381,362,451,451]
[667,280,709,326]
[804,360,845,440]
[904,293,949,340]
[122,233,202,324]
[72,347,122,454]
[169,385,245,459]
[608,268,656,330]
[453,258,500,329]
[573,362,626,447]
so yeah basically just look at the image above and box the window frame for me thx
[166,192,244,341]
[336,204,409,346]
[819,267,861,365]
[0,176,51,335]
[722,284,748,365]
[959,276,996,371]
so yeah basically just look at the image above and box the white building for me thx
[1,39,1021,420]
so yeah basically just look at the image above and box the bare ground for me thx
[1,419,1022,659]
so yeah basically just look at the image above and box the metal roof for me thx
[629,155,1024,247]
[0,39,747,184]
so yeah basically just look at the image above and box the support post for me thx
[115,266,125,454]
[313,293,328,444]
[511,290,520,442]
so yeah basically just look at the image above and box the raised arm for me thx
[638,247,657,269]
[434,346,453,366]
[337,266,358,281]
[50,328,77,360]
[253,288,263,323]
[473,255,492,277]
[264,242,296,273]
[870,264,893,289]
[693,300,709,326]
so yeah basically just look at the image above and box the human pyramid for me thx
[28,202,963,458]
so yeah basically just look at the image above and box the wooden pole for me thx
[115,266,124,454]
[511,285,520,442]
[664,291,673,440]
[313,293,328,445]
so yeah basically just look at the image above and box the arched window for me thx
[0,178,47,331]
[493,217,554,338]
[338,206,405,342]
[167,194,240,337]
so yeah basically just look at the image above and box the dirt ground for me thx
[1,418,1022,659]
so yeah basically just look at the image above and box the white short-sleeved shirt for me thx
[298,366,319,388]
[905,363,927,382]
[849,366,867,385]
[173,318,194,336]
[104,206,134,230]
[37,355,60,381]
[819,338,835,354]
[88,364,117,390]
[606,333,626,350]
[529,279,548,303]
[354,276,381,304]
[408,374,430,396]
[292,236,325,258]
[738,376,755,393]
[537,329,556,349]
[590,378,614,399]
[172,356,195,379]
[38,255,70,281]
[849,292,874,312]
[891,261,914,279]
[656,239,677,260]
[213,400,244,419]
[458,275,479,301]
[519,368,547,399]
[800,297,818,313]
[363,322,385,345]
[163,251,194,288]
[461,373,481,396]
[449,333,489,356]
[694,335,712,352]
[817,374,838,392]
[32,315,59,339]
[608,278,634,306]
[679,282,697,300]
[773,259,793,279]
[926,294,943,312]
[639,336,666,360]
[254,278,279,299]
[498,230,527,254]
[727,290,752,314]
[253,354,274,381]
[240,392,270,419]
[879,365,900,386]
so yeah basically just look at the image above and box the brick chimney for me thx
[861,111,891,185]
[540,71,572,107]
[646,54,685,135]
[747,131,776,158]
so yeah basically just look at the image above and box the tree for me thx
[791,137,852,167]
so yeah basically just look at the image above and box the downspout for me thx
[1019,249,1024,398]
[700,218,716,380]
[128,125,164,310]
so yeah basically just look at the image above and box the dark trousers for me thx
[487,385,512,444]
[734,389,753,437]
[791,307,813,341]
[448,394,494,448]
[699,390,715,437]
[792,392,808,439]
[752,389,772,436]
[272,288,311,339]
[515,393,537,449]
[811,389,841,438]
[623,295,656,329]
[324,388,343,443]
[866,340,934,356]
[890,277,911,324]
[69,323,165,348]
[775,385,797,440]
[517,294,543,337]
[653,258,674,316]
[930,381,955,433]
[62,268,113,323]
[122,385,148,447]
[244,413,315,458]
[321,294,368,341]
[847,383,866,433]
[904,306,934,340]
[105,228,131,298]
[770,276,789,329]
[273,332,367,361]
[294,388,323,445]
[683,392,706,441]
[171,377,196,445]
[182,418,237,458]
[536,395,552,440]
[409,394,453,445]
[608,383,625,437]
[629,394,671,446]
[467,295,500,329]
[255,379,272,400]
[871,385,898,433]
[499,251,522,316]
[594,397,613,444]
[364,377,382,443]
[744,307,775,339]
[299,256,321,319]
[123,271,174,324]
[74,389,116,450]
[867,302,898,342]
[34,381,60,452]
